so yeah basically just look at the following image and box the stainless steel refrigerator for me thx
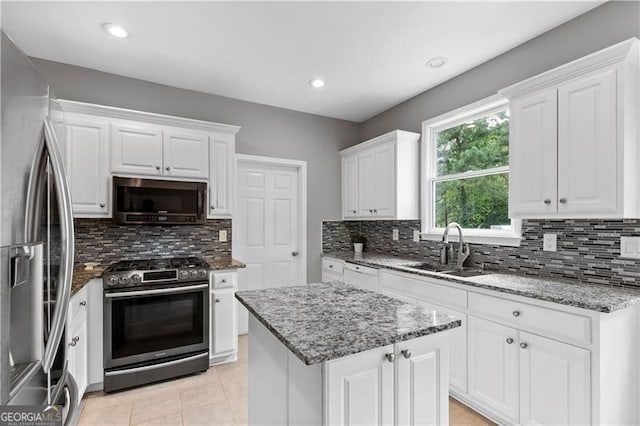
[1,31,79,423]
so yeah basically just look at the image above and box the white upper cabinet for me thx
[111,122,164,176]
[501,38,639,219]
[208,134,235,217]
[59,100,240,218]
[65,114,110,216]
[163,128,210,179]
[341,155,358,218]
[340,130,420,220]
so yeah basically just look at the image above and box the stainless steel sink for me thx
[396,262,452,273]
[396,262,488,278]
[441,269,487,278]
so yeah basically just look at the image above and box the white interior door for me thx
[235,158,303,334]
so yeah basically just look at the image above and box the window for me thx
[421,95,521,246]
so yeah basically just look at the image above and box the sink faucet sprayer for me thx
[441,222,471,269]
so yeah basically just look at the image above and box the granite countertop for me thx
[235,282,461,365]
[205,257,246,270]
[71,264,108,295]
[323,252,640,313]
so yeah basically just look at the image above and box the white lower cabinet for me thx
[375,268,639,425]
[325,345,394,425]
[322,257,344,283]
[210,270,238,364]
[519,332,590,426]
[325,333,449,426]
[467,316,519,423]
[211,288,236,355]
[68,289,89,403]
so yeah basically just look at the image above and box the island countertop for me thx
[235,282,461,366]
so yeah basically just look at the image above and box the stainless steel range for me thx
[103,257,210,392]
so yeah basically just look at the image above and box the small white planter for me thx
[353,243,364,254]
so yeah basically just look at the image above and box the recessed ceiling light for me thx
[308,78,325,88]
[101,23,129,38]
[426,57,448,69]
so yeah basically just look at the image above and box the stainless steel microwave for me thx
[112,176,207,225]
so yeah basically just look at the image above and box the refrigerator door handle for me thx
[41,118,75,373]
[50,362,80,426]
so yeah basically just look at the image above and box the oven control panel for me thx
[103,267,209,289]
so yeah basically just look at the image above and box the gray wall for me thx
[359,0,640,140]
[31,58,359,282]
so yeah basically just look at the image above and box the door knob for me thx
[292,251,299,257]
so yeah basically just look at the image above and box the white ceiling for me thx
[2,1,602,122]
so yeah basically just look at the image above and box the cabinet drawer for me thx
[323,258,344,275]
[468,292,591,346]
[69,287,89,320]
[380,271,467,311]
[212,271,236,289]
[344,262,377,275]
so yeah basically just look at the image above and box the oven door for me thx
[104,283,209,369]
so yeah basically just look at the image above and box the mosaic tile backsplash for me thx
[74,218,231,265]
[322,219,640,287]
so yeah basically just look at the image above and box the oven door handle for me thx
[104,283,209,298]
[104,352,209,376]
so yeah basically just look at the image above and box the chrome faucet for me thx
[441,222,471,269]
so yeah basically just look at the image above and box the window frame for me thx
[420,94,522,247]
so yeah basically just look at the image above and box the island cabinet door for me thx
[396,333,449,426]
[325,345,394,426]
[467,316,519,423]
[519,331,591,426]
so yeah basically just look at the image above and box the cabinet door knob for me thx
[155,165,161,171]
[211,205,215,210]
[215,298,221,303]
[373,209,377,213]
[506,337,514,344]
[512,310,521,317]
[292,251,299,257]
[352,210,356,214]
[369,209,373,213]
[165,166,171,171]
[401,349,412,359]
[543,199,551,205]
[385,353,395,363]
[329,265,333,268]
[99,203,105,208]
[79,300,87,307]
[520,342,528,349]
[221,279,227,283]
[559,198,567,204]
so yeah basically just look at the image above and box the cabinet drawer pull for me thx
[506,337,514,344]
[384,353,395,363]
[512,310,521,317]
[520,342,528,349]
[401,349,411,359]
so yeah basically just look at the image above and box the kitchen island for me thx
[235,282,461,426]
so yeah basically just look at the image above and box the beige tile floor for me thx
[79,335,493,426]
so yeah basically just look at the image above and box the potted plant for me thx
[351,234,366,254]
